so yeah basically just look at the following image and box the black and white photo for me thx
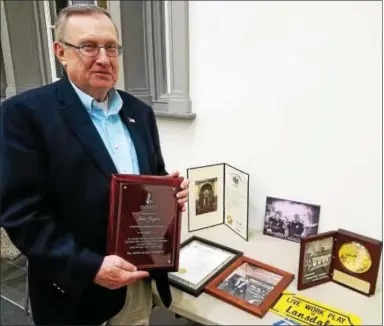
[194,177,218,216]
[217,262,282,306]
[302,237,334,284]
[263,196,321,243]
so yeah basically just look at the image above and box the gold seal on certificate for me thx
[187,163,250,240]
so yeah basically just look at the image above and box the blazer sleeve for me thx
[0,100,104,298]
[148,107,168,176]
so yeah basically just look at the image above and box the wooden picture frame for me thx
[205,256,295,318]
[168,236,243,297]
[187,163,250,240]
[298,228,382,296]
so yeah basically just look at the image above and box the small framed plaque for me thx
[205,256,295,318]
[107,174,183,272]
[298,228,382,296]
[187,163,249,240]
[168,236,243,297]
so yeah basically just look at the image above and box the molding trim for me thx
[4,85,40,98]
[32,0,48,85]
[149,1,193,116]
[125,87,152,106]
[5,86,17,98]
[155,111,196,120]
[0,0,16,97]
[42,0,57,83]
[120,1,153,105]
[16,85,41,93]
[151,1,167,100]
[163,0,192,115]
[108,0,126,91]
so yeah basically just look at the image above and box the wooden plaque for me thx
[298,228,382,296]
[204,256,295,318]
[107,174,183,272]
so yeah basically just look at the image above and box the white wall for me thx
[157,1,382,240]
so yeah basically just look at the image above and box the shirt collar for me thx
[69,80,123,116]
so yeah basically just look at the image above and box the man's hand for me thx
[94,255,149,290]
[168,171,189,212]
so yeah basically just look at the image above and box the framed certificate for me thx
[168,236,243,296]
[205,256,295,318]
[187,163,250,240]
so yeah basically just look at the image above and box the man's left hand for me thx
[169,171,189,212]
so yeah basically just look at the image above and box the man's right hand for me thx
[93,255,149,290]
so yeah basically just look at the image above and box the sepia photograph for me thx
[263,196,321,243]
[302,237,334,285]
[194,177,218,216]
[217,262,282,306]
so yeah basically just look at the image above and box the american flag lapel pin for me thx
[128,117,136,123]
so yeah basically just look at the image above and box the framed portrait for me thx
[187,163,250,240]
[168,236,243,296]
[205,256,295,318]
[262,196,321,243]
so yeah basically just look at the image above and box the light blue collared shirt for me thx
[70,81,140,175]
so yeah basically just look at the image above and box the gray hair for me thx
[54,3,119,41]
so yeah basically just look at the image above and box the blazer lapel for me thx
[119,107,151,175]
[57,77,118,179]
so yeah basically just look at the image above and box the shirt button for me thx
[122,169,126,173]
[114,144,119,150]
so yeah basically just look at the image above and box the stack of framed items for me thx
[169,236,295,318]
[186,163,250,240]
[168,236,242,296]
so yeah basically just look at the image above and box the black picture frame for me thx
[168,236,243,297]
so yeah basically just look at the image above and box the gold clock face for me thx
[338,241,372,274]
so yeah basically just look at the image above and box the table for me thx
[166,223,383,325]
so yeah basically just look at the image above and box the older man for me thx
[0,4,189,326]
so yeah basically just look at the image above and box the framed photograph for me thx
[187,163,250,240]
[205,256,295,318]
[297,231,335,290]
[262,196,321,243]
[298,229,382,296]
[168,236,243,296]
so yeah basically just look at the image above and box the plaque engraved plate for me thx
[107,174,183,272]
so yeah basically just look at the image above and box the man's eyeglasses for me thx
[61,41,124,57]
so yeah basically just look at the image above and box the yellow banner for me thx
[270,292,361,325]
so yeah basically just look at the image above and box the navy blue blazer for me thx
[0,76,172,325]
